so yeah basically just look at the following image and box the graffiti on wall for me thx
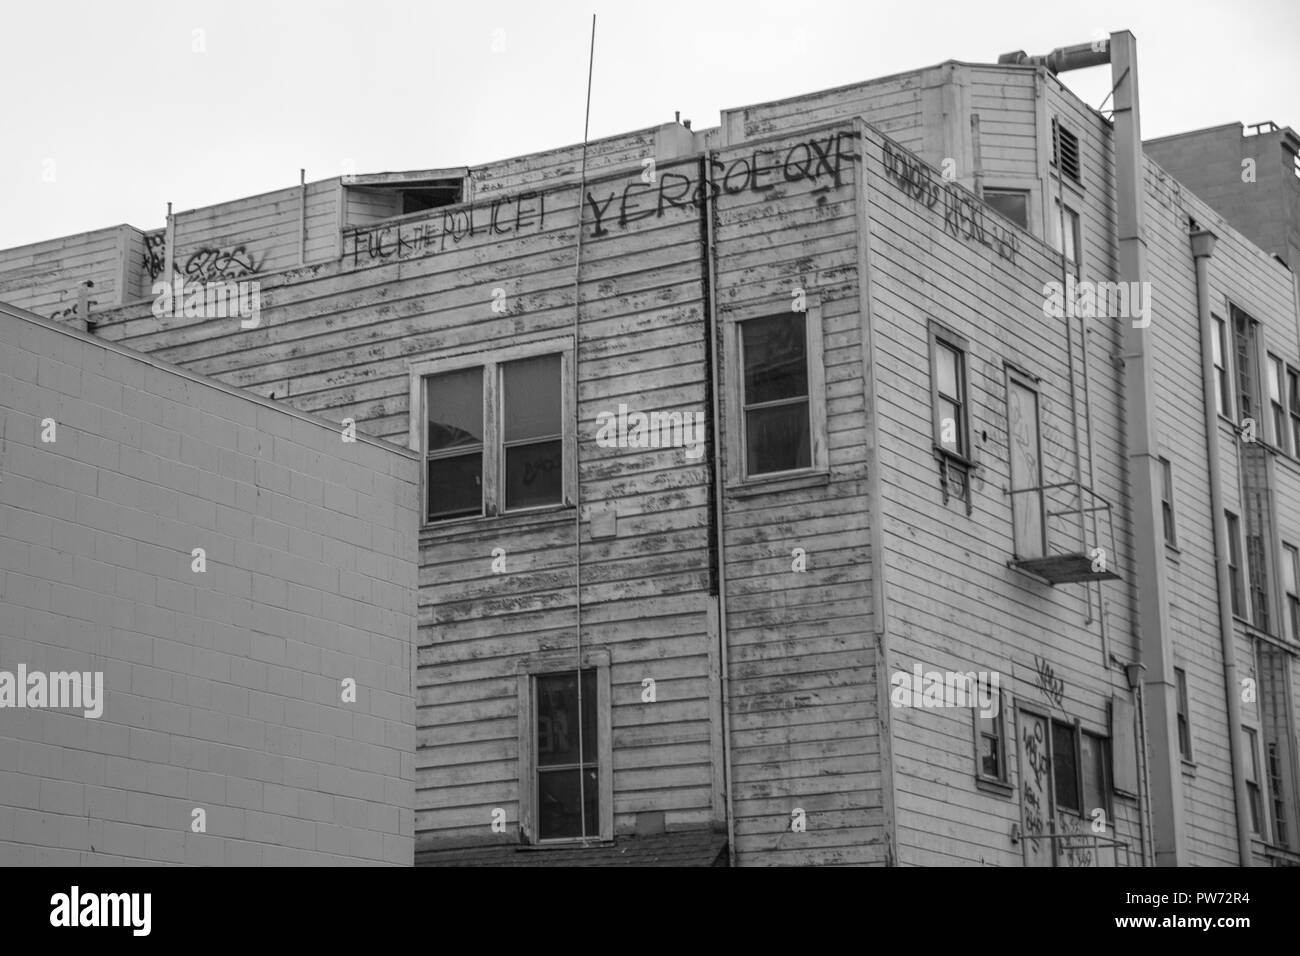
[142,231,167,283]
[1032,654,1066,710]
[177,245,262,283]
[881,139,1020,264]
[1018,713,1052,866]
[343,130,859,267]
[50,300,98,322]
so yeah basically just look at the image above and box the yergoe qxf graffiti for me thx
[343,130,859,267]
[881,139,1020,264]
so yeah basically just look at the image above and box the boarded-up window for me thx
[1008,375,1045,559]
[740,314,811,476]
[535,669,599,840]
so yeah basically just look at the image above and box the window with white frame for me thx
[1269,353,1287,452]
[725,295,828,484]
[1212,314,1232,418]
[1283,542,1300,643]
[1288,365,1300,453]
[410,340,572,523]
[517,650,612,844]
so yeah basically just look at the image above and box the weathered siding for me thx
[0,226,133,320]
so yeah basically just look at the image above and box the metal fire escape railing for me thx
[1040,829,1133,867]
[1004,480,1121,585]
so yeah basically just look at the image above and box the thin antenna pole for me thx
[572,12,596,845]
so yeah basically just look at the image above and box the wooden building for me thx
[3,31,1299,866]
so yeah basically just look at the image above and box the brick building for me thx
[2,30,1298,866]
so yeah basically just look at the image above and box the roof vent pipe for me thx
[998,42,1110,74]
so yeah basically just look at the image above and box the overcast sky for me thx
[1,0,1296,249]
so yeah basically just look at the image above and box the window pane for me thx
[743,315,808,405]
[537,766,599,840]
[504,439,563,510]
[426,367,482,451]
[985,190,1028,229]
[980,734,1001,779]
[935,344,959,398]
[503,354,561,442]
[1282,546,1298,596]
[1081,733,1107,816]
[745,402,811,475]
[938,398,963,454]
[1064,209,1079,264]
[1289,370,1300,414]
[1269,357,1282,402]
[536,670,597,768]
[1052,722,1079,812]
[427,452,481,520]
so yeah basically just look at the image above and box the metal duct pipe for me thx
[998,42,1111,74]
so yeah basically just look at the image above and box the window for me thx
[1051,201,1081,276]
[1269,354,1287,451]
[1080,732,1111,819]
[517,651,612,844]
[983,188,1030,229]
[726,297,828,485]
[1008,372,1045,559]
[1231,305,1260,427]
[410,340,572,523]
[1257,641,1295,848]
[1243,726,1264,835]
[741,314,811,476]
[929,323,972,508]
[1288,366,1300,452]
[1159,457,1177,548]
[1052,119,1082,184]
[1052,720,1080,813]
[974,692,1009,786]
[1226,511,1246,619]
[1175,667,1192,760]
[1212,315,1232,417]
[1283,543,1300,642]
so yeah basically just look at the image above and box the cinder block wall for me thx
[0,308,419,865]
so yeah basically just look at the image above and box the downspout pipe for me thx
[703,152,737,867]
[1192,228,1254,866]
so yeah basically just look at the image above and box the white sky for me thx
[1,0,1296,249]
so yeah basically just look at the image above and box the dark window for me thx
[1052,202,1081,277]
[501,354,563,511]
[976,696,1007,783]
[1227,512,1245,618]
[425,367,484,521]
[1232,306,1260,425]
[740,314,812,476]
[929,327,972,508]
[984,188,1029,229]
[1288,366,1300,452]
[1052,720,1080,812]
[535,668,599,840]
[1080,732,1110,818]
[1052,120,1082,184]
[1175,667,1192,759]
[1269,354,1287,451]
[1243,727,1263,834]
[401,184,462,215]
[1267,740,1288,848]
[1159,457,1177,548]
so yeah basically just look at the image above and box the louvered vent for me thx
[1052,120,1082,184]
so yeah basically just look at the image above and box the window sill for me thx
[727,470,831,498]
[1165,543,1181,564]
[518,838,615,851]
[975,777,1014,798]
[1181,758,1197,777]
[420,503,575,536]
[932,446,977,470]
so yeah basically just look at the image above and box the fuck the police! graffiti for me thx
[343,131,858,268]
[881,139,1020,264]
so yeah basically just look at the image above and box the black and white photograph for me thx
[0,0,1295,934]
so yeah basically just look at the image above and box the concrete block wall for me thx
[0,307,419,865]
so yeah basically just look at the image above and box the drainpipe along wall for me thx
[702,152,738,867]
[1192,227,1254,866]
